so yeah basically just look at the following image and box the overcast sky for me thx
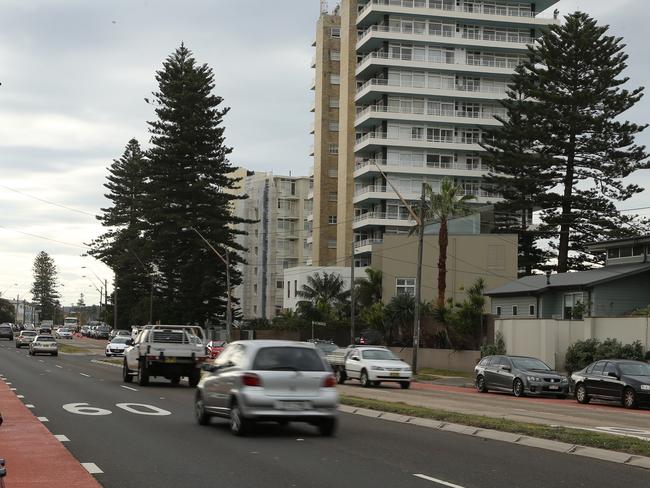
[0,0,648,308]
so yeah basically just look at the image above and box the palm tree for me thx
[425,177,475,308]
[355,268,382,308]
[385,293,415,344]
[297,272,350,322]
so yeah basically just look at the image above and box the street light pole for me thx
[412,183,426,375]
[124,248,154,325]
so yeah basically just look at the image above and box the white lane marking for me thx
[414,474,466,488]
[26,404,35,408]
[81,463,104,474]
[17,395,24,399]
[37,416,49,422]
[5,382,11,385]
[63,403,112,416]
[38,359,44,363]
[115,403,171,416]
[54,434,70,442]
[80,373,91,377]
[10,388,16,391]
[56,365,63,368]
[120,385,138,392]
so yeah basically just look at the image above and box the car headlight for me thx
[641,385,650,391]
[526,376,542,382]
[402,368,411,372]
[371,366,385,371]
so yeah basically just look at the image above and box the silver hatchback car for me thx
[195,340,339,436]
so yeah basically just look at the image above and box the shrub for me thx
[565,338,599,373]
[481,331,506,357]
[565,338,646,373]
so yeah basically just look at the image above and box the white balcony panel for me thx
[355,105,503,128]
[352,212,416,230]
[356,78,507,103]
[354,159,489,178]
[356,54,515,78]
[354,133,485,152]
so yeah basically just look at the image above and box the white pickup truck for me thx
[122,325,207,387]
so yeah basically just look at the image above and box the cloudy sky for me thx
[0,0,648,307]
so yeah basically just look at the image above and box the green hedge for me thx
[564,338,645,373]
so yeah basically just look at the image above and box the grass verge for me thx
[341,395,650,457]
[417,368,473,379]
[57,343,91,354]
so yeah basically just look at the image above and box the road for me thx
[1,341,649,488]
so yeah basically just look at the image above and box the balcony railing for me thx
[354,238,384,249]
[355,103,506,122]
[355,131,488,146]
[358,0,539,20]
[354,158,488,172]
[357,24,533,45]
[355,185,389,196]
[354,211,416,224]
[356,77,508,96]
[357,50,523,71]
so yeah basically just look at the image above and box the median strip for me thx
[340,395,650,465]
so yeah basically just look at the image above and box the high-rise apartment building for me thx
[233,171,312,320]
[320,0,559,267]
[309,4,343,266]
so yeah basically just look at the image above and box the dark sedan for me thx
[571,359,650,409]
[474,355,569,398]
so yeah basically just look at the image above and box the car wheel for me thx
[360,370,371,388]
[138,360,150,386]
[623,387,638,409]
[335,369,346,384]
[195,393,210,425]
[171,376,181,385]
[575,383,590,404]
[122,360,133,383]
[318,418,337,437]
[106,353,111,357]
[476,375,488,393]
[188,369,200,388]
[513,378,525,397]
[229,402,250,436]
[400,381,411,389]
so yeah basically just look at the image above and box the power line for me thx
[0,223,91,250]
[0,183,97,217]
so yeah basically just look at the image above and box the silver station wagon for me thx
[195,340,339,436]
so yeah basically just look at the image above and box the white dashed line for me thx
[81,463,104,474]
[80,373,91,377]
[5,382,11,385]
[120,385,138,392]
[17,395,24,399]
[10,388,16,391]
[26,404,35,408]
[414,474,466,488]
[38,360,44,363]
[56,365,63,369]
[37,416,49,422]
[54,434,70,442]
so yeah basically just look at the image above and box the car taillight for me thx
[322,374,336,388]
[242,373,262,387]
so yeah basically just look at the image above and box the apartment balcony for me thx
[355,103,504,129]
[309,145,315,156]
[354,131,485,152]
[306,212,314,222]
[310,100,315,112]
[311,55,316,68]
[357,24,533,53]
[306,235,313,245]
[354,185,420,204]
[354,158,489,178]
[354,238,384,255]
[356,51,518,78]
[356,0,559,29]
[310,122,315,134]
[352,211,416,230]
[310,76,316,90]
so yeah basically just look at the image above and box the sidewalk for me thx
[0,380,101,488]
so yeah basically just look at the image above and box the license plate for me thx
[390,372,400,377]
[164,357,177,364]
[276,401,306,411]
[549,385,559,390]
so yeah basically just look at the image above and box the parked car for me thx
[571,359,650,409]
[206,340,227,359]
[29,335,58,356]
[105,336,131,357]
[109,329,131,340]
[328,345,412,388]
[37,327,52,335]
[80,325,90,336]
[55,327,73,339]
[474,355,569,398]
[96,325,110,340]
[355,329,382,345]
[0,324,13,341]
[15,330,37,348]
[309,340,339,356]
[195,340,338,436]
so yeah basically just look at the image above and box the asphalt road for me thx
[1,341,649,488]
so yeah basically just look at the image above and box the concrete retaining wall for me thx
[389,348,481,372]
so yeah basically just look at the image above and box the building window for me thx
[330,50,340,61]
[294,280,298,296]
[328,144,338,155]
[254,267,258,275]
[529,305,535,316]
[277,281,283,289]
[254,246,258,255]
[253,305,257,314]
[564,292,584,319]
[287,281,290,298]
[328,216,337,224]
[496,306,502,316]
[330,27,340,38]
[607,248,619,259]
[328,191,337,201]
[512,305,518,316]
[330,74,340,85]
[329,97,340,108]
[329,120,339,131]
[396,278,416,296]
[327,239,337,249]
[253,284,258,295]
[619,247,632,258]
[328,169,338,177]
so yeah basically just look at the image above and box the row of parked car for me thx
[473,354,650,409]
[80,324,111,339]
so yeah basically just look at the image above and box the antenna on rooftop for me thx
[320,0,329,14]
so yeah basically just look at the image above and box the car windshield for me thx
[37,336,55,342]
[619,363,650,376]
[511,357,551,371]
[111,337,130,344]
[314,343,338,353]
[253,347,325,372]
[361,349,399,360]
[22,331,37,336]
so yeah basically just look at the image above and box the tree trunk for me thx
[557,135,576,273]
[437,218,448,309]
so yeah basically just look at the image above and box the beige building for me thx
[371,233,518,306]
[310,4,343,266]
[233,172,312,320]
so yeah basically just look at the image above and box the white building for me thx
[282,266,364,311]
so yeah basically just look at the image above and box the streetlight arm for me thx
[185,227,228,267]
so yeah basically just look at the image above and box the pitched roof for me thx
[485,262,650,296]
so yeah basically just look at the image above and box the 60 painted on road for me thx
[63,402,171,416]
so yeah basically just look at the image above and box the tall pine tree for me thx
[484,12,649,272]
[30,251,60,321]
[144,44,248,325]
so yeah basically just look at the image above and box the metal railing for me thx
[358,0,539,20]
[357,24,533,45]
[355,131,488,146]
[354,158,488,172]
[354,238,384,248]
[357,50,523,70]
[356,77,508,96]
[354,211,416,224]
[355,103,506,122]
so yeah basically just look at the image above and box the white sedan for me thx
[55,327,74,339]
[29,335,58,356]
[105,336,131,357]
[344,347,412,389]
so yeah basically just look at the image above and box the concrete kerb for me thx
[338,402,650,471]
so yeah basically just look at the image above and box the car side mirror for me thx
[607,371,619,379]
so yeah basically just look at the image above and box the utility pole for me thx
[104,279,108,324]
[15,294,19,324]
[412,183,426,375]
[113,280,118,330]
[350,238,356,344]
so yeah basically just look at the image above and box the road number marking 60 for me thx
[63,402,171,416]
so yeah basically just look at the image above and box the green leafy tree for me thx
[385,293,415,344]
[296,272,350,322]
[30,251,60,321]
[485,12,649,272]
[424,177,475,308]
[445,279,486,349]
[0,298,14,323]
[143,44,250,325]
